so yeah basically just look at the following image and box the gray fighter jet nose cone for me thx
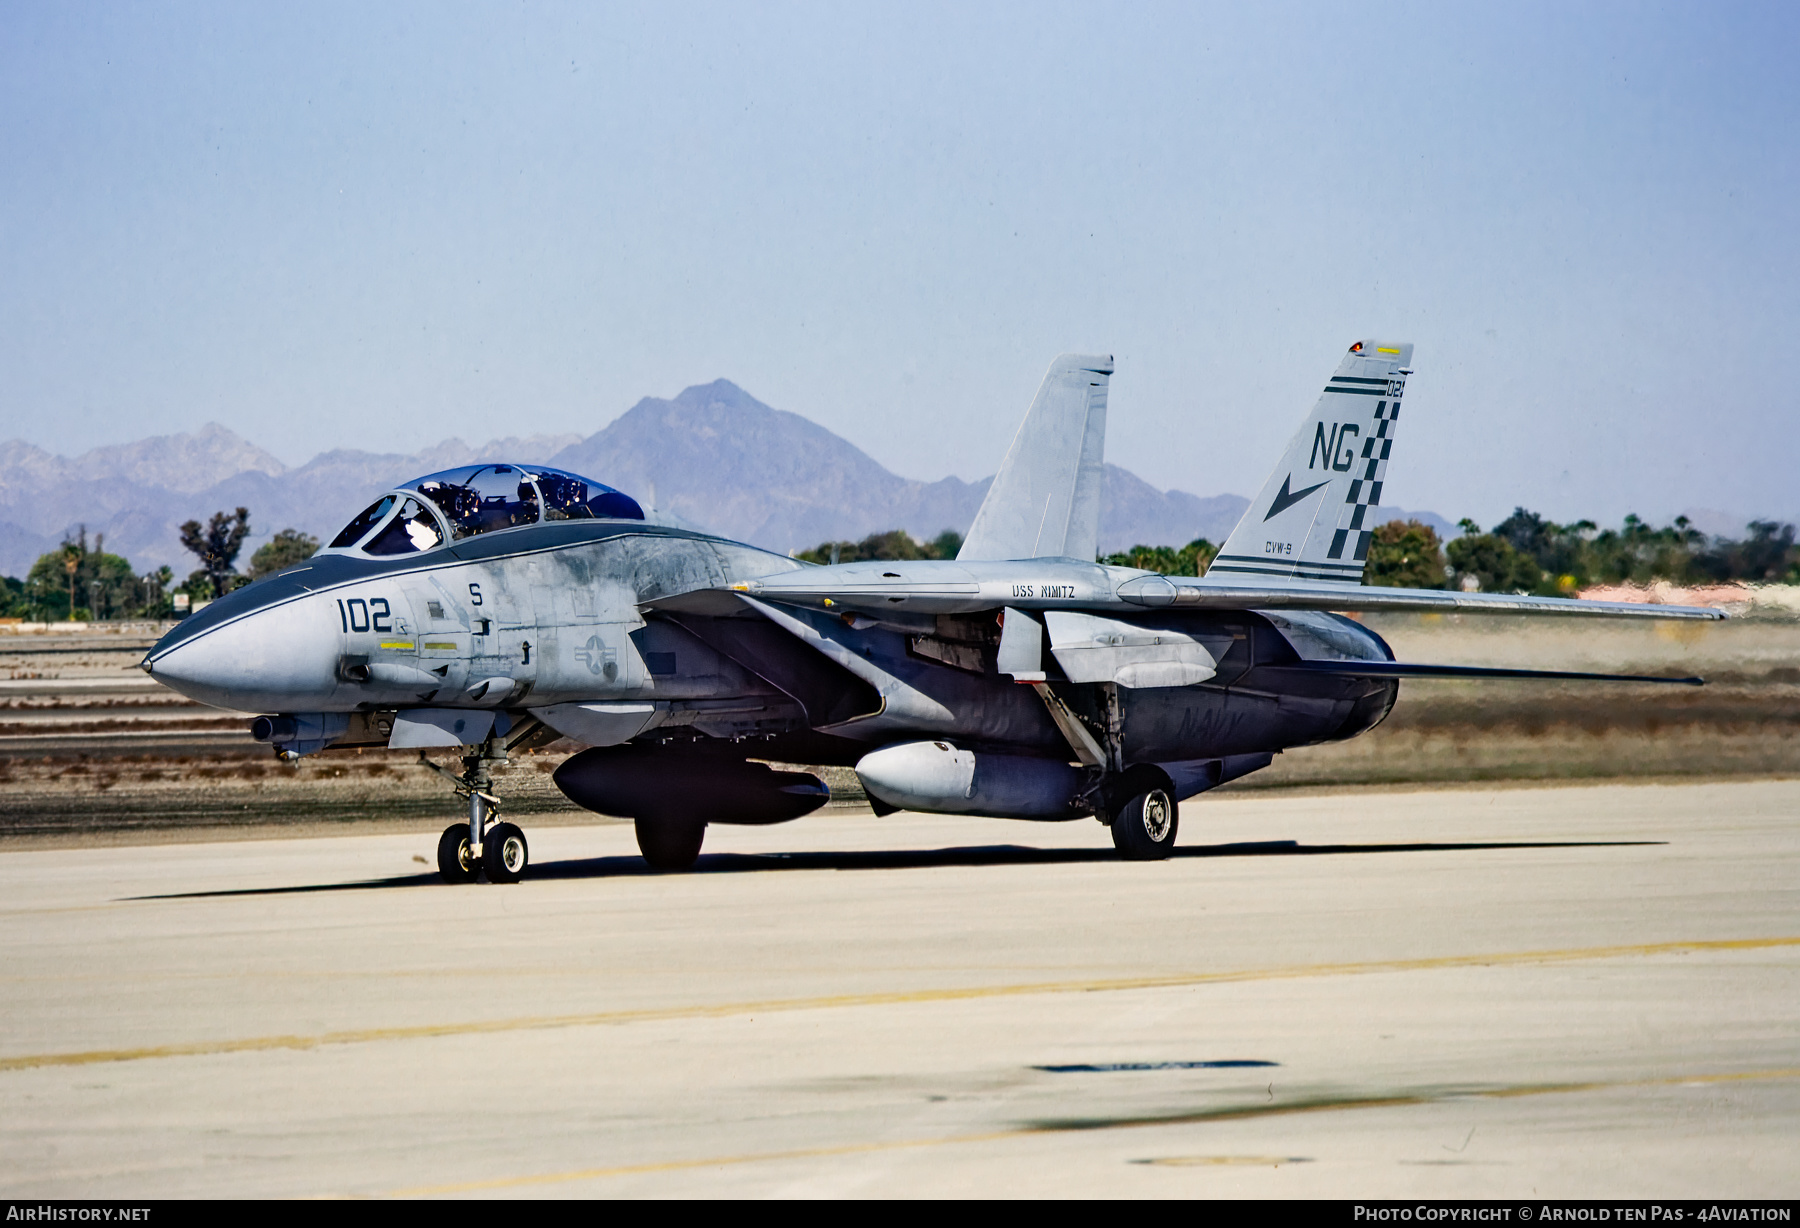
[146,594,344,713]
[147,633,229,700]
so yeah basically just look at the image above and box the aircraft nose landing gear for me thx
[436,823,478,882]
[483,822,529,883]
[423,716,551,884]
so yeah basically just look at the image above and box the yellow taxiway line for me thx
[3,929,1800,1065]
[2,935,1794,1074]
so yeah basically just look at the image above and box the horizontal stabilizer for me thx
[1269,660,1704,686]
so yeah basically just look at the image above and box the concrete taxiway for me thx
[0,779,1796,1198]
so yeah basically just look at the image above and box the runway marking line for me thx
[383,1066,1800,1196]
[2,935,1795,1074]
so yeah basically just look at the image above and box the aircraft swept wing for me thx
[735,338,1722,626]
[730,563,1724,622]
[725,340,1720,718]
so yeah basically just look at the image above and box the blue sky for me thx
[3,1,1796,528]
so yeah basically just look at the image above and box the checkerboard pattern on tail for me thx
[1326,392,1403,563]
[1207,341,1414,587]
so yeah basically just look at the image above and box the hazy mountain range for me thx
[0,379,1453,578]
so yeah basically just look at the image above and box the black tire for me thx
[635,816,706,871]
[483,822,529,884]
[437,824,478,884]
[1110,789,1178,860]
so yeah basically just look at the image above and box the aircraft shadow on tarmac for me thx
[127,837,1663,901]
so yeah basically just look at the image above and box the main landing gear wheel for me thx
[483,822,529,884]
[437,824,478,883]
[635,816,706,872]
[1111,788,1178,860]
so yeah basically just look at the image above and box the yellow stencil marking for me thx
[1,936,1793,1075]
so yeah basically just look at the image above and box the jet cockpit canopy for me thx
[325,464,645,557]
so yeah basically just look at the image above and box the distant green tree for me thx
[1578,513,1703,585]
[798,529,962,565]
[1691,520,1800,584]
[249,529,320,580]
[796,513,1800,590]
[1493,507,1596,590]
[1451,510,1800,589]
[178,570,216,603]
[179,508,251,598]
[1446,519,1543,593]
[134,565,175,618]
[0,575,24,618]
[1363,520,1446,589]
[1101,539,1217,576]
[23,528,138,621]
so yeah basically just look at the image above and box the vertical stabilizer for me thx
[1209,340,1414,586]
[958,353,1113,562]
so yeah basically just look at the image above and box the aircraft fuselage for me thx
[146,520,1397,776]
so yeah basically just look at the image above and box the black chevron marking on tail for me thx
[1263,475,1329,521]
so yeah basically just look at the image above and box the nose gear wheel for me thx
[436,824,477,883]
[483,822,529,883]
[419,716,555,884]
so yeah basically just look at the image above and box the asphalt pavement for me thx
[0,780,1794,1198]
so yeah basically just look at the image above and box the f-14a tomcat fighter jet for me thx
[143,341,1721,883]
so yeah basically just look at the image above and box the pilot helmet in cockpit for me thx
[324,463,644,558]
